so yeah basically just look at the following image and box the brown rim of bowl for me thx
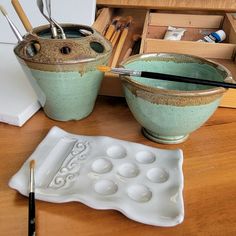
[120,52,234,97]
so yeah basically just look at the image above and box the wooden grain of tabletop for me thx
[0,96,236,236]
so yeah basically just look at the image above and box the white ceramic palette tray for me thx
[9,126,184,227]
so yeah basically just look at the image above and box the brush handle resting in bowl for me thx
[108,67,236,89]
[140,71,236,89]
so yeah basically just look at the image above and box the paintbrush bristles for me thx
[125,16,133,26]
[97,65,111,73]
[0,5,7,16]
[29,160,35,193]
[30,160,35,169]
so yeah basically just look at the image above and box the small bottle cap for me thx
[213,30,226,42]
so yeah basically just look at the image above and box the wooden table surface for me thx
[0,96,236,236]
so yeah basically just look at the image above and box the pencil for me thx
[97,66,236,89]
[29,160,36,236]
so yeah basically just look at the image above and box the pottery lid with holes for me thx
[14,24,112,72]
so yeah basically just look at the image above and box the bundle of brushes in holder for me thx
[0,0,112,122]
[101,15,141,67]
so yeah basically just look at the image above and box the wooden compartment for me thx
[140,12,236,58]
[93,7,147,96]
[93,7,236,108]
[140,11,236,107]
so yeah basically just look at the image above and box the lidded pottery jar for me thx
[14,24,112,121]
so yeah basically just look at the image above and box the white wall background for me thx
[0,0,96,43]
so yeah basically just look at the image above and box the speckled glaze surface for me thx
[14,24,112,121]
[120,53,234,144]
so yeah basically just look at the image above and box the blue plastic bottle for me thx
[198,30,226,43]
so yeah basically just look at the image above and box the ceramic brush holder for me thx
[14,24,112,121]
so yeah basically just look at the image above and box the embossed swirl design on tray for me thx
[49,140,90,189]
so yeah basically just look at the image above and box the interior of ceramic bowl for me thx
[34,24,94,39]
[121,53,229,91]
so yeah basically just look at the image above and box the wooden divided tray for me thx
[93,7,236,108]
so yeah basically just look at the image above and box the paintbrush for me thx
[97,66,236,89]
[11,0,33,32]
[11,0,40,53]
[105,16,121,40]
[110,22,122,46]
[131,37,141,56]
[29,160,36,236]
[122,34,141,60]
[0,5,23,42]
[1,4,39,55]
[111,16,133,67]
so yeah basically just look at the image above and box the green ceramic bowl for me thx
[120,53,234,144]
[14,24,112,121]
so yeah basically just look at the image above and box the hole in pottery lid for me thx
[60,46,71,54]
[25,41,41,57]
[90,41,104,53]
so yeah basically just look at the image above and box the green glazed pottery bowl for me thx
[14,24,112,121]
[120,53,234,144]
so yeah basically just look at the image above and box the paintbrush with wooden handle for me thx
[11,0,33,32]
[105,16,121,40]
[111,16,133,67]
[110,22,122,47]
[122,34,141,60]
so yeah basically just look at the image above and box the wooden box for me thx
[140,11,236,108]
[93,2,236,108]
[93,7,147,96]
[140,12,236,57]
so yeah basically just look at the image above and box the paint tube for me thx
[163,26,186,40]
[197,30,226,43]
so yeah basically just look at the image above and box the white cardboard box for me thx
[0,43,40,126]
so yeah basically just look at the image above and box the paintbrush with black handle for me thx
[29,160,36,236]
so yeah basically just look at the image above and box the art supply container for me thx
[120,53,234,144]
[14,24,112,121]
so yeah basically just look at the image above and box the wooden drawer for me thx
[93,7,236,108]
[140,11,236,108]
[140,12,236,58]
